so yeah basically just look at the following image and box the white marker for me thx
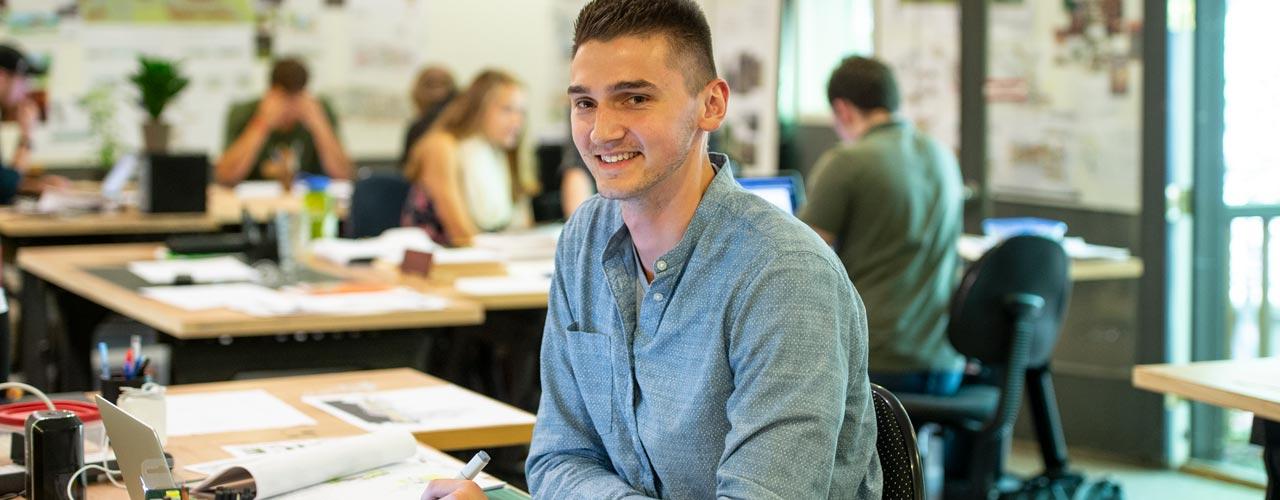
[457,450,491,480]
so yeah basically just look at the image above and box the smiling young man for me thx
[422,1,879,499]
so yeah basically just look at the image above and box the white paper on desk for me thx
[505,259,555,278]
[140,283,289,312]
[190,434,505,497]
[142,284,446,316]
[471,226,561,261]
[166,389,316,437]
[453,275,552,297]
[129,256,260,285]
[288,288,448,315]
[432,247,503,265]
[309,227,436,265]
[193,431,414,498]
[233,181,286,200]
[1062,237,1131,261]
[301,385,536,434]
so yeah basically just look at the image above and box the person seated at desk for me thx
[216,57,352,187]
[401,69,536,247]
[0,43,67,204]
[424,1,881,498]
[400,65,457,168]
[800,56,965,396]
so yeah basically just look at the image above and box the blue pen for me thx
[98,342,110,380]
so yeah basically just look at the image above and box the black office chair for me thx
[347,173,412,238]
[896,235,1074,500]
[873,383,925,500]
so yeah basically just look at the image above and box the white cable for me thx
[0,382,56,411]
[0,381,127,497]
[64,464,113,500]
[98,432,126,489]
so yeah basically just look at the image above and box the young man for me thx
[423,1,880,499]
[0,43,67,204]
[216,58,351,186]
[801,56,965,396]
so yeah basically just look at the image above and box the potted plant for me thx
[129,56,189,153]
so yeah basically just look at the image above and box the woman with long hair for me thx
[402,69,537,246]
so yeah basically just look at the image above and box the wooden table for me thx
[80,369,532,499]
[1068,258,1144,282]
[1133,358,1280,499]
[0,186,295,239]
[16,244,484,391]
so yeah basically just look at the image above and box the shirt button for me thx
[655,260,668,272]
[652,292,665,302]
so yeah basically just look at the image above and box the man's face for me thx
[569,35,705,201]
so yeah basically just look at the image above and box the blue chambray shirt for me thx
[527,154,881,499]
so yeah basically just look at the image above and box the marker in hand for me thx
[456,451,490,480]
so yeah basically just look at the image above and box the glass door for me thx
[1190,0,1280,482]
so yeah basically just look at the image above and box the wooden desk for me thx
[1133,358,1280,499]
[0,186,287,239]
[1069,258,1144,282]
[16,244,484,390]
[82,369,532,499]
[957,234,1144,282]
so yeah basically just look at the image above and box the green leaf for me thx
[129,55,189,120]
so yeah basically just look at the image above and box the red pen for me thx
[123,349,134,379]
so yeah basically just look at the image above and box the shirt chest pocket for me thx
[564,324,616,435]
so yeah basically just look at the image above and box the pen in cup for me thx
[130,334,142,374]
[456,451,490,480]
[98,342,110,379]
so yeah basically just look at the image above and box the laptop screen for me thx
[100,154,138,199]
[737,176,797,214]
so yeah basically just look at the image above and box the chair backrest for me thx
[872,383,925,500]
[948,235,1071,368]
[347,173,413,239]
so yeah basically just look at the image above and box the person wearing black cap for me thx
[216,57,351,187]
[0,43,67,204]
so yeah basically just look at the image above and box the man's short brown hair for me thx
[572,0,716,94]
[827,56,900,113]
[270,57,309,94]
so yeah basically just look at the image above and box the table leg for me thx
[1251,416,1280,500]
[19,270,50,390]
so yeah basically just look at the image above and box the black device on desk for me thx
[164,210,278,263]
[24,410,84,499]
[140,154,209,214]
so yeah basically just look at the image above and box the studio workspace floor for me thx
[1006,441,1262,499]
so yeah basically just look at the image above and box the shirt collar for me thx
[602,153,735,278]
[864,118,908,138]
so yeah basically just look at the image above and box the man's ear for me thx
[831,99,857,126]
[697,78,730,132]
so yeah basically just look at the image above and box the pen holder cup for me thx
[100,375,146,405]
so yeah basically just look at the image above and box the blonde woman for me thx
[402,70,537,246]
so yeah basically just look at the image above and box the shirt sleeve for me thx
[799,150,855,240]
[716,250,872,499]
[525,225,656,500]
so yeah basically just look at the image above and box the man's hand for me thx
[420,479,486,500]
[295,92,331,132]
[252,90,292,130]
[16,99,39,138]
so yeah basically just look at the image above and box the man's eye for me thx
[626,95,649,105]
[574,100,595,110]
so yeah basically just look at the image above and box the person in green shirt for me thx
[216,57,351,186]
[800,55,965,396]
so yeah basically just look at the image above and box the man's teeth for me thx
[601,152,639,163]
